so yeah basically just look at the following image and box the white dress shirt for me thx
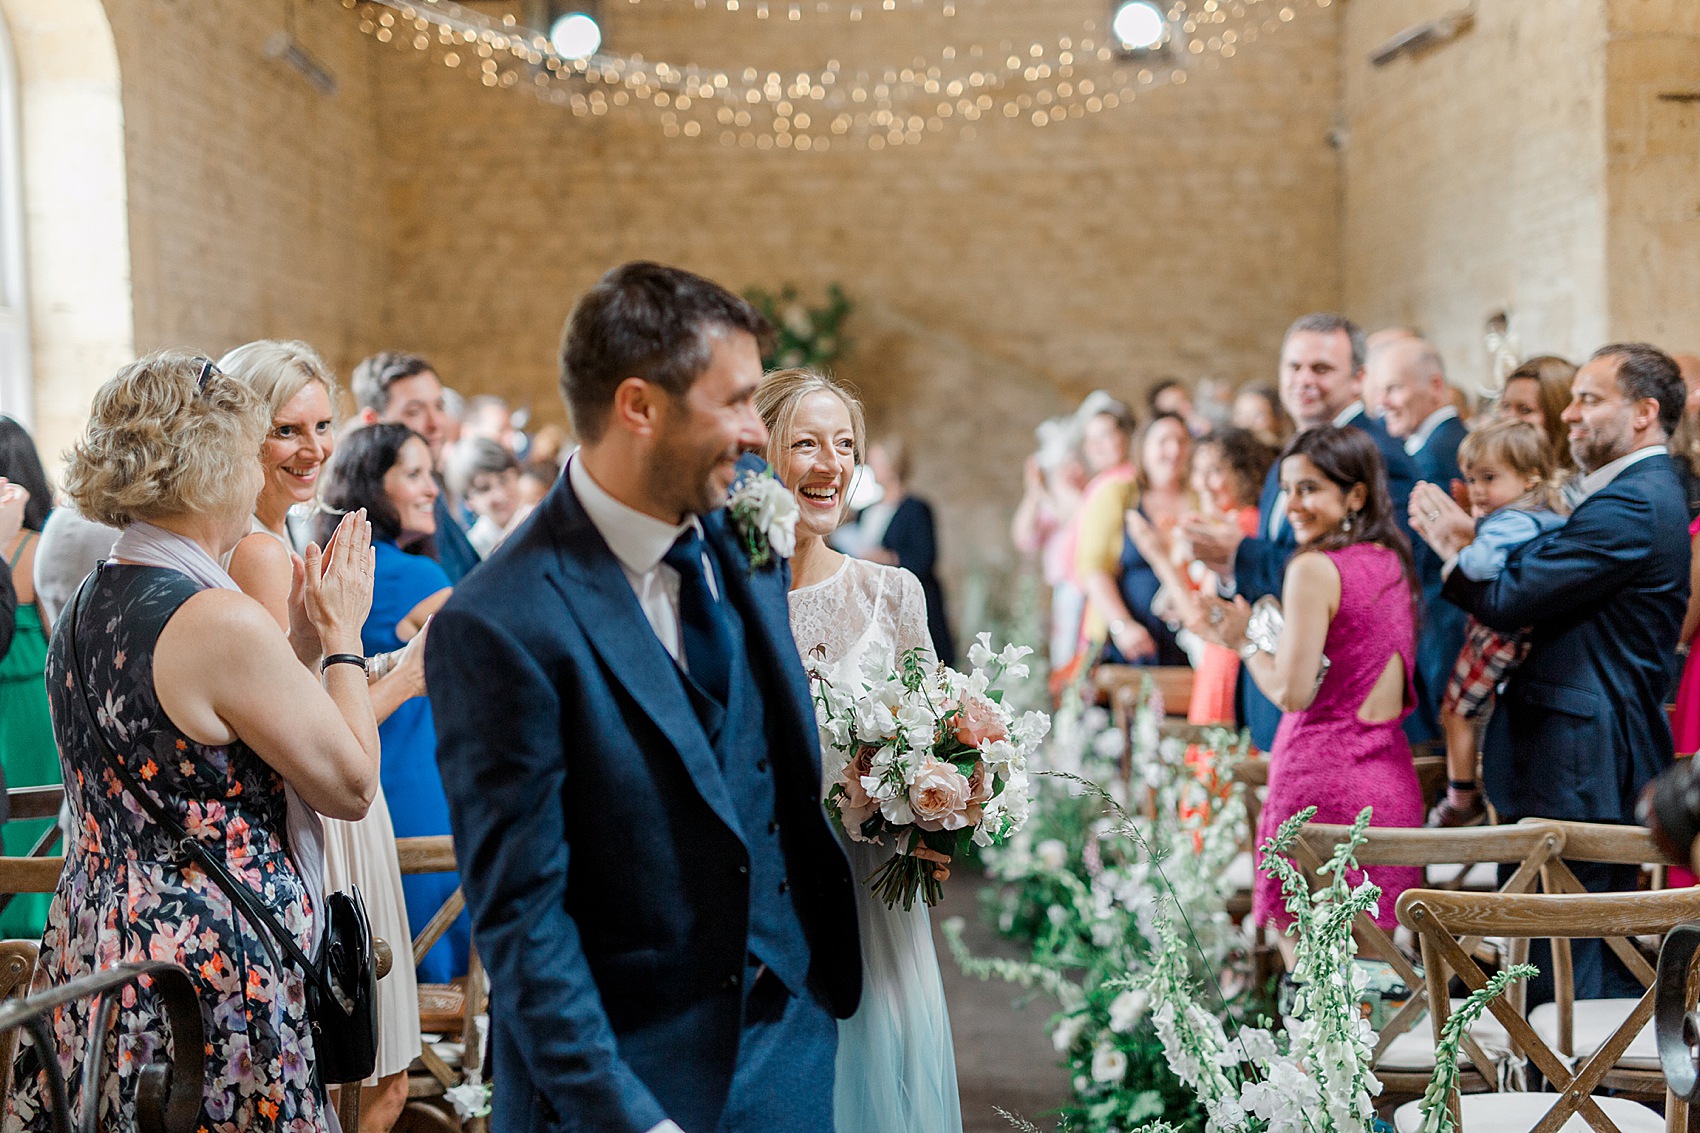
[569,452,716,669]
[1403,404,1458,457]
[1577,443,1666,501]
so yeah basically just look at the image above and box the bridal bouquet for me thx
[813,633,1050,910]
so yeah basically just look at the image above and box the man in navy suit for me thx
[427,262,859,1133]
[1186,313,1434,752]
[353,350,483,582]
[1375,335,1471,765]
[1415,342,1690,998]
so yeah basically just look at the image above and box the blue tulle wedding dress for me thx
[789,555,965,1133]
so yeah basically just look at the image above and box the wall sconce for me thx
[1369,6,1475,68]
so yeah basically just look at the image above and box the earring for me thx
[1342,510,1357,534]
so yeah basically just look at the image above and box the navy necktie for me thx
[663,527,735,707]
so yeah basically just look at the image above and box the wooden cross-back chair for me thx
[0,783,67,1106]
[1512,819,1683,1107]
[393,834,488,1133]
[1292,820,1568,1101]
[1394,886,1700,1133]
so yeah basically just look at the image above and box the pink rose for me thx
[908,757,975,832]
[838,745,881,839]
[967,761,995,805]
[952,696,1008,748]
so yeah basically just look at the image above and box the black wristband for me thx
[321,653,369,675]
[1448,778,1477,792]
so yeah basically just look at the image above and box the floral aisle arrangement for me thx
[948,673,1256,1132]
[1137,806,1385,1133]
[813,633,1050,909]
[742,282,852,370]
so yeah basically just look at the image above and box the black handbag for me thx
[65,573,379,1085]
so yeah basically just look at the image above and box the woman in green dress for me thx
[0,417,60,940]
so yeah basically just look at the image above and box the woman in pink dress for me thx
[1196,426,1424,963]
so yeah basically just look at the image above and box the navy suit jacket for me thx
[1232,409,1429,750]
[426,472,860,1133]
[1411,414,1466,489]
[1443,453,1689,822]
[1409,415,1470,744]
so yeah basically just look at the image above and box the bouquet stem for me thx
[866,845,947,910]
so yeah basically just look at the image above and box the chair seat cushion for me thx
[1225,850,1254,891]
[1528,997,1657,1071]
[1376,1000,1514,1070]
[1393,1091,1664,1133]
[1424,861,1501,890]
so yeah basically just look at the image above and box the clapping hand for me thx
[1408,482,1475,559]
[1180,512,1243,576]
[302,510,375,658]
[1192,592,1252,652]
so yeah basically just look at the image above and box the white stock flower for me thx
[1090,1044,1129,1084]
[1108,986,1149,1034]
[1051,1012,1088,1053]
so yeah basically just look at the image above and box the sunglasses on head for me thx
[195,357,221,395]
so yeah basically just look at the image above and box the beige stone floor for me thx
[932,882,1072,1133]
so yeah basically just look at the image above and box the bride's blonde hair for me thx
[756,369,868,525]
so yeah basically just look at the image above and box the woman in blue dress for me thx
[317,423,467,983]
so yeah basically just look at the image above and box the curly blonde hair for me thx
[217,339,340,421]
[63,350,267,529]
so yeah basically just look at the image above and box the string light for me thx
[344,0,1331,150]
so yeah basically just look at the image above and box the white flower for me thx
[1108,989,1149,1033]
[728,471,798,564]
[1051,1012,1088,1052]
[1090,1043,1129,1084]
[1036,839,1068,871]
[967,631,996,668]
[782,302,813,337]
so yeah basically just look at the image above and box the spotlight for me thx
[1111,0,1167,53]
[549,11,602,60]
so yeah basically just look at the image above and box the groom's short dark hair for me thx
[559,262,772,441]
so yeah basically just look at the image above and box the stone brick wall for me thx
[103,0,387,391]
[1341,0,1614,392]
[1604,0,1700,352]
[370,0,1346,587]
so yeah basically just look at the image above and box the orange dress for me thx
[1187,505,1261,726]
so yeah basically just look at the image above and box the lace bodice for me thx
[789,556,934,688]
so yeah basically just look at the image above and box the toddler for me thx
[1428,419,1569,827]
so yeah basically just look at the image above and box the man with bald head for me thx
[1372,336,1470,765]
[1376,338,1467,487]
[1361,327,1420,419]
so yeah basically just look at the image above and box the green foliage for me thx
[742,283,852,369]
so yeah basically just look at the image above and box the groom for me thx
[427,262,861,1133]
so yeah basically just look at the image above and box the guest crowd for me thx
[1013,318,1700,988]
[0,291,1697,1129]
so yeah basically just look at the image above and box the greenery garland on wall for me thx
[742,283,853,370]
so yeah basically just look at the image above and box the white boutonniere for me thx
[728,468,798,569]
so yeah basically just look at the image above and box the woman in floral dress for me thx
[6,351,382,1132]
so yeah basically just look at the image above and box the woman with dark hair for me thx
[0,418,60,938]
[317,424,467,985]
[861,436,956,665]
[1195,426,1423,963]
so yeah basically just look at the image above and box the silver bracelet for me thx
[367,648,402,682]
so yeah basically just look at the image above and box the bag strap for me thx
[64,572,331,996]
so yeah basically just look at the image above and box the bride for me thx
[757,368,964,1133]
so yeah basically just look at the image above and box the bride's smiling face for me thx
[781,390,858,543]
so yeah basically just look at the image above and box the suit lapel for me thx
[702,511,819,768]
[541,481,746,844]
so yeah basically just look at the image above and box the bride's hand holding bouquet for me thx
[812,633,1050,910]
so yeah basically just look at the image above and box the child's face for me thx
[1462,454,1534,518]
[466,467,520,527]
